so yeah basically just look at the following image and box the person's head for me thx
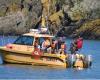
[52,39,55,41]
[61,41,65,44]
[52,41,55,44]
[35,38,38,41]
[78,36,83,41]
[46,37,50,40]
[44,38,47,40]
[34,41,38,47]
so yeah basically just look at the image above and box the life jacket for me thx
[32,48,42,59]
[77,39,83,49]
[6,44,13,49]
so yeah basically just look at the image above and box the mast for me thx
[47,0,50,34]
[41,0,51,34]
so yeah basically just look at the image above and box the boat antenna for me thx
[47,0,50,35]
[40,0,51,34]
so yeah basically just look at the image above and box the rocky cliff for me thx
[0,0,100,39]
[0,0,42,35]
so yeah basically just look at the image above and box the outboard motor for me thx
[0,52,4,64]
[87,55,92,67]
[67,54,76,68]
[71,54,76,67]
[73,54,84,69]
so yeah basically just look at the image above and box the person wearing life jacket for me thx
[76,36,83,51]
[46,39,57,54]
[33,39,42,59]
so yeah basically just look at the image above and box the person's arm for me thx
[41,42,44,48]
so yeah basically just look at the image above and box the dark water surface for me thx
[0,36,100,79]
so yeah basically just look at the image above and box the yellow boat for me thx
[0,30,92,68]
[0,30,69,68]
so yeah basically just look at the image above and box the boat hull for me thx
[0,48,67,68]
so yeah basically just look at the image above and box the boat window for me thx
[39,37,51,46]
[14,36,34,46]
[39,37,45,44]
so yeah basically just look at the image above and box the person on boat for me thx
[57,37,62,50]
[69,39,77,54]
[41,38,50,52]
[76,36,83,51]
[47,39,57,54]
[59,41,67,54]
[34,40,40,50]
[33,40,42,59]
[70,36,83,54]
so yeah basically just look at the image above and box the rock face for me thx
[0,0,99,39]
[0,11,27,35]
[77,19,100,39]
[0,0,42,35]
[64,0,100,20]
[59,0,100,39]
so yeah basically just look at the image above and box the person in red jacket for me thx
[76,36,83,51]
[69,36,83,54]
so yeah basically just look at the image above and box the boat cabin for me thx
[0,29,92,68]
[5,31,54,53]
